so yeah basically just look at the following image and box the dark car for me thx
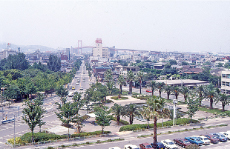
[185,137,203,146]
[151,142,165,149]
[139,143,153,149]
[173,138,192,148]
[202,134,219,144]
[211,133,228,142]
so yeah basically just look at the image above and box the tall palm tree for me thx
[139,106,154,129]
[196,85,204,105]
[117,75,126,98]
[173,86,180,100]
[147,97,170,149]
[180,86,189,102]
[148,81,156,96]
[204,84,217,109]
[136,72,144,94]
[123,104,139,124]
[164,85,172,99]
[216,93,230,111]
[127,71,135,94]
[111,103,123,125]
[156,82,165,98]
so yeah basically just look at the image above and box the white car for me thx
[68,92,74,97]
[124,144,139,149]
[161,139,178,149]
[220,132,230,140]
[76,83,79,85]
[198,136,211,145]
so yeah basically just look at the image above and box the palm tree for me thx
[180,86,189,102]
[216,93,230,111]
[127,71,135,94]
[148,81,156,96]
[111,103,123,125]
[156,82,165,98]
[147,97,170,149]
[136,72,144,94]
[123,104,139,124]
[164,85,172,99]
[139,106,154,129]
[117,75,126,98]
[196,85,204,105]
[204,84,217,109]
[173,86,180,100]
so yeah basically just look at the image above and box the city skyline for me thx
[0,0,230,53]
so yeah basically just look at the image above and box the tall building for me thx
[92,38,109,58]
[221,70,230,94]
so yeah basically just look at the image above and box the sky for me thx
[0,0,230,53]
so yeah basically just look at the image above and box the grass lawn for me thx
[198,106,225,115]
[111,96,128,100]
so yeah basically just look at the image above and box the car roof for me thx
[164,139,173,142]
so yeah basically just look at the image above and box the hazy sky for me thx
[0,0,230,53]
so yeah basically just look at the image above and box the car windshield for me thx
[195,138,201,141]
[167,142,174,145]
[204,138,209,140]
[213,136,218,139]
[184,140,190,143]
[146,145,152,148]
[220,135,225,137]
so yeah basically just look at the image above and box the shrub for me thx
[119,118,199,132]
[7,137,22,145]
[71,131,111,138]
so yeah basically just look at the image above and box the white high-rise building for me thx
[92,38,109,58]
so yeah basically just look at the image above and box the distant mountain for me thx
[0,42,55,53]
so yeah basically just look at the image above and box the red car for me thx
[139,143,153,149]
[173,138,192,148]
[146,90,152,93]
[201,134,219,144]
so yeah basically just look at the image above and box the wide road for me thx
[0,61,89,149]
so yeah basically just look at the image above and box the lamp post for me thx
[173,99,178,126]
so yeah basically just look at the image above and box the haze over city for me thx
[0,0,230,53]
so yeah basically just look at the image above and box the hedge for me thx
[119,118,199,132]
[8,131,111,144]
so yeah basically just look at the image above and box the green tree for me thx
[186,95,199,119]
[111,103,123,125]
[217,63,223,67]
[139,106,154,129]
[156,82,165,98]
[4,53,29,70]
[173,86,180,100]
[117,75,126,98]
[196,85,204,105]
[147,97,170,149]
[180,86,189,102]
[94,106,113,134]
[164,85,172,99]
[136,72,144,94]
[104,69,114,95]
[56,85,68,105]
[4,84,21,101]
[182,61,189,65]
[204,84,217,109]
[123,104,139,124]
[47,55,61,72]
[216,93,230,111]
[22,99,45,143]
[148,81,156,96]
[127,71,135,94]
[72,92,82,102]
[169,60,177,65]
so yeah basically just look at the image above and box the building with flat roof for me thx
[221,70,230,94]
[92,38,109,58]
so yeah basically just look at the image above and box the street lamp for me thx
[173,99,178,126]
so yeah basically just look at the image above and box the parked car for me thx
[161,139,178,149]
[201,134,219,144]
[139,143,153,149]
[146,90,152,93]
[220,131,230,140]
[173,138,191,148]
[185,137,203,146]
[196,136,210,145]
[151,142,166,149]
[124,144,139,149]
[68,92,74,97]
[76,83,79,85]
[211,133,228,142]
[80,87,83,90]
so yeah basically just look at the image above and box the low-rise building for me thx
[221,70,230,94]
